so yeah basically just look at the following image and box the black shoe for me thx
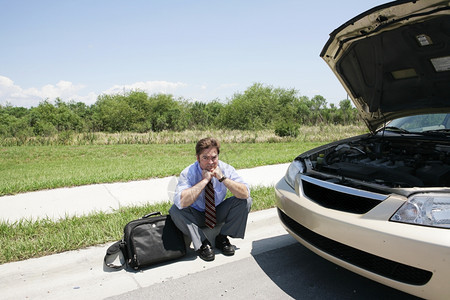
[215,234,235,256]
[197,240,215,261]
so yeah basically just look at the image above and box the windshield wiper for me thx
[421,128,450,136]
[383,126,411,134]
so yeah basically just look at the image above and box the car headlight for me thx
[284,160,305,189]
[390,193,450,229]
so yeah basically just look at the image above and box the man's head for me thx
[196,138,220,171]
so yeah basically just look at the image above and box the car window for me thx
[388,113,449,132]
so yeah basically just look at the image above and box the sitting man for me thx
[169,137,252,261]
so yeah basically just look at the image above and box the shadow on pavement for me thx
[251,238,421,299]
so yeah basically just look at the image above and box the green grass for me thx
[0,187,274,264]
[0,142,325,196]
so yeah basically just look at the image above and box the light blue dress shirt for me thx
[173,160,250,211]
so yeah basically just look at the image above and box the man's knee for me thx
[235,196,252,212]
[227,196,252,214]
[169,204,179,217]
[246,196,253,211]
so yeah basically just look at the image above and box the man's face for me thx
[197,146,219,172]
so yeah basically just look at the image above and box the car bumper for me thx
[275,177,450,299]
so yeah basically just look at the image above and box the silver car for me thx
[275,0,450,299]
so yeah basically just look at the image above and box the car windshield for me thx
[387,113,450,134]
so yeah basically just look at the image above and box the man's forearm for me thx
[222,179,249,199]
[179,178,209,208]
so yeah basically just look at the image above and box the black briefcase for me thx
[104,212,186,270]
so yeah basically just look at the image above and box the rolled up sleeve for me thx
[173,164,196,209]
[223,162,251,198]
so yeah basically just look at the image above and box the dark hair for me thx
[196,137,220,156]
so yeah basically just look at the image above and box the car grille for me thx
[301,175,386,214]
[278,208,433,286]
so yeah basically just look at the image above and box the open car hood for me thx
[320,0,450,133]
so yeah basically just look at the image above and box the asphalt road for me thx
[106,241,420,300]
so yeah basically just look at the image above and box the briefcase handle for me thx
[142,211,162,219]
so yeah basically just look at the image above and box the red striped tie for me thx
[205,180,216,229]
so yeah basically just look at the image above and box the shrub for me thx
[274,121,299,138]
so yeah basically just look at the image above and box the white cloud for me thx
[26,81,86,100]
[0,76,90,108]
[0,77,189,108]
[0,76,22,98]
[102,81,188,96]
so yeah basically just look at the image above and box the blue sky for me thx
[0,0,386,108]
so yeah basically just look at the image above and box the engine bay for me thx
[307,135,450,189]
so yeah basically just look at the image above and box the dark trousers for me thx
[169,196,252,250]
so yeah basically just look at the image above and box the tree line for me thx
[0,83,360,139]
